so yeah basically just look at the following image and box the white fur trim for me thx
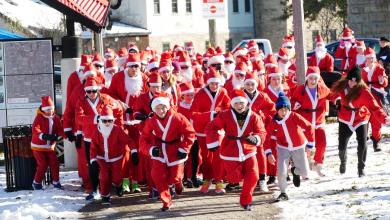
[179,62,192,66]
[39,133,44,140]
[146,61,160,71]
[151,97,170,111]
[158,66,173,73]
[282,42,295,48]
[305,73,320,81]
[100,116,115,120]
[342,36,352,40]
[357,46,366,49]
[105,53,114,58]
[41,106,54,110]
[250,57,261,61]
[264,63,278,68]
[178,148,187,153]
[248,46,258,51]
[253,135,261,146]
[94,115,99,125]
[234,50,246,59]
[244,78,258,86]
[149,83,162,86]
[126,61,141,67]
[186,46,194,49]
[264,149,272,155]
[149,146,156,157]
[234,70,247,75]
[84,86,100,91]
[231,96,248,106]
[141,60,148,65]
[208,55,224,67]
[131,149,138,154]
[278,54,292,60]
[225,57,234,62]
[207,77,221,84]
[79,66,85,70]
[203,57,209,61]
[365,54,375,58]
[93,60,104,66]
[268,72,283,77]
[105,67,118,71]
[288,69,296,73]
[207,141,219,149]
[316,42,325,46]
[181,89,195,95]
[258,70,265,74]
[83,70,97,77]
[90,158,97,164]
[128,47,139,52]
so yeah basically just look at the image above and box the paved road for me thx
[80,183,283,220]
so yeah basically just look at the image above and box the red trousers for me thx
[184,152,193,178]
[144,154,155,192]
[197,136,224,182]
[98,159,123,197]
[256,146,267,175]
[76,140,91,189]
[33,150,60,183]
[267,139,278,176]
[369,94,383,141]
[152,160,184,206]
[223,155,259,206]
[122,125,144,182]
[313,126,326,164]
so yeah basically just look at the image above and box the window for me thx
[154,0,160,14]
[233,0,239,12]
[186,0,192,13]
[172,0,178,13]
[225,39,232,52]
[205,41,210,51]
[330,29,337,42]
[163,43,170,52]
[312,30,319,49]
[245,0,250,12]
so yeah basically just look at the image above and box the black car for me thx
[306,38,380,71]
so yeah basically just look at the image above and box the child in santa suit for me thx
[90,104,137,205]
[205,89,266,211]
[140,91,195,211]
[32,95,71,190]
[265,92,315,201]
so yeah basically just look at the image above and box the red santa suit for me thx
[90,105,136,198]
[308,35,334,73]
[224,61,248,95]
[140,93,195,208]
[205,90,266,206]
[31,96,67,185]
[189,68,230,183]
[158,60,181,106]
[178,51,205,88]
[335,27,358,73]
[351,41,367,67]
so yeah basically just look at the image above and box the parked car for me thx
[306,38,380,71]
[232,39,273,58]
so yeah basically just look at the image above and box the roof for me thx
[106,22,150,37]
[0,28,25,39]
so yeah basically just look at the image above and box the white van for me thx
[232,39,273,57]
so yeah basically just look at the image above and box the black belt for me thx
[343,57,352,59]
[366,81,379,85]
[300,108,320,113]
[226,134,248,140]
[319,68,327,71]
[343,105,361,111]
[157,137,181,145]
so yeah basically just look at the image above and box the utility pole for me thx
[209,19,217,48]
[292,0,307,86]
[95,32,104,55]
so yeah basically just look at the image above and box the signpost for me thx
[202,0,226,48]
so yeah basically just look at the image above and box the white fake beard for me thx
[117,59,126,70]
[98,121,114,138]
[278,61,291,74]
[125,69,143,97]
[344,41,352,49]
[356,54,366,65]
[232,76,244,89]
[104,72,113,88]
[180,67,193,82]
[224,63,235,74]
[315,47,327,59]
[288,48,295,55]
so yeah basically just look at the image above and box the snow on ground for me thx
[274,122,390,220]
[0,170,89,220]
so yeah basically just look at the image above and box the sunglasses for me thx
[285,46,293,49]
[86,90,98,94]
[181,66,189,70]
[94,65,103,68]
[211,64,222,67]
[129,65,140,69]
[224,61,233,64]
[101,119,113,124]
[280,59,289,64]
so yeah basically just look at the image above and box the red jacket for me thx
[205,109,266,162]
[291,84,332,129]
[189,87,231,136]
[75,94,123,142]
[66,71,82,101]
[263,84,292,103]
[361,62,388,96]
[308,53,334,73]
[245,90,276,125]
[335,44,358,72]
[140,109,195,166]
[90,125,136,163]
[177,101,192,120]
[336,88,388,131]
[264,112,315,156]
[62,83,85,135]
[192,67,205,88]
[31,108,67,152]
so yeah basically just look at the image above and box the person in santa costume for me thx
[90,104,137,205]
[66,54,91,101]
[186,42,195,56]
[75,77,123,200]
[128,43,139,54]
[331,65,390,177]
[104,48,116,61]
[204,53,223,84]
[190,68,230,194]
[32,95,70,190]
[107,53,149,194]
[140,91,195,211]
[158,60,181,107]
[145,57,160,76]
[205,89,266,211]
[291,66,332,177]
[252,60,267,91]
[92,53,105,74]
[281,35,295,62]
[308,35,334,73]
[225,61,248,94]
[263,66,292,102]
[265,92,315,201]
[234,47,247,63]
[351,41,366,67]
[277,48,293,77]
[104,58,118,89]
[117,47,129,71]
[223,52,235,84]
[335,27,358,74]
[178,51,204,88]
[360,48,388,152]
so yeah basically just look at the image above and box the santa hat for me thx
[41,95,54,111]
[305,66,320,80]
[258,49,265,59]
[105,58,118,72]
[158,60,173,73]
[208,54,224,67]
[253,60,265,75]
[186,42,195,49]
[230,89,248,107]
[264,53,278,67]
[83,63,98,78]
[146,57,160,72]
[80,54,91,70]
[234,47,246,60]
[178,51,192,66]
[196,53,203,64]
[282,35,295,48]
[92,53,104,66]
[148,72,163,86]
[100,104,115,120]
[267,66,283,77]
[189,54,196,61]
[84,77,101,91]
[207,68,222,84]
[161,52,172,61]
[140,51,149,65]
[342,27,354,40]
[117,47,128,68]
[247,40,259,52]
[206,47,216,55]
[192,60,202,68]
[288,64,296,74]
[316,35,325,46]
[278,48,292,60]
[356,40,366,49]
[173,45,183,51]
[126,53,141,67]
[151,91,170,111]
[364,47,376,58]
[128,43,139,53]
[215,46,224,54]
[249,51,262,61]
[235,61,248,75]
[104,48,115,59]
[244,70,259,87]
[203,53,211,61]
[224,52,235,62]
[180,82,195,95]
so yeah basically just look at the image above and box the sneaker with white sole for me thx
[131,182,141,193]
[215,181,226,194]
[102,196,111,205]
[259,180,269,192]
[86,190,101,201]
[122,179,130,193]
[200,180,212,193]
[312,163,326,177]
[53,182,64,190]
[152,188,160,199]
[33,182,42,190]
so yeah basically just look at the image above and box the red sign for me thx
[203,0,223,3]
[210,6,217,13]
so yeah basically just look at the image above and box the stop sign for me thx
[210,5,217,13]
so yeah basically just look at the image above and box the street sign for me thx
[202,0,225,19]
[81,29,106,39]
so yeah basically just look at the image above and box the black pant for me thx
[338,122,367,170]
[84,141,99,191]
[190,140,199,177]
